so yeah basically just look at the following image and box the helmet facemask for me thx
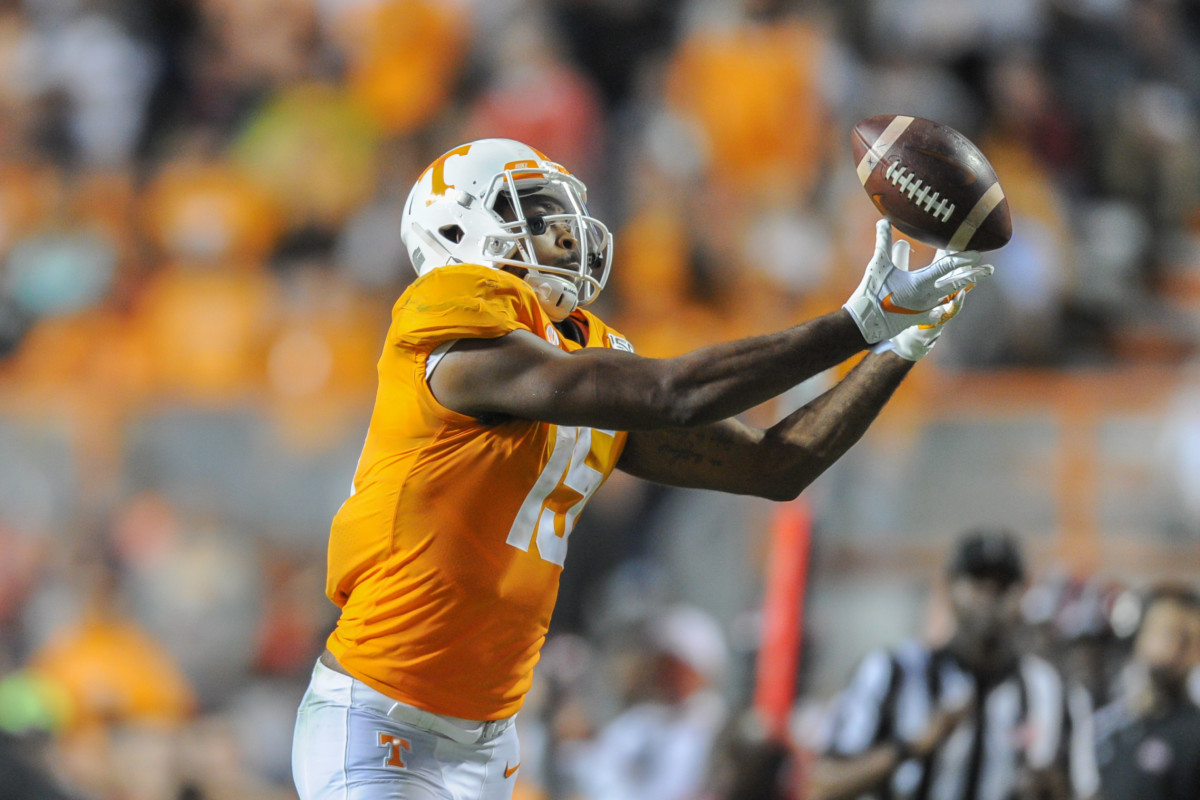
[481,165,612,311]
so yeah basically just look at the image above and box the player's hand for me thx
[874,246,975,361]
[910,698,972,759]
[904,682,973,760]
[844,220,993,344]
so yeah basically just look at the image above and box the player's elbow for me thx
[756,436,828,500]
[758,471,817,502]
[760,482,804,503]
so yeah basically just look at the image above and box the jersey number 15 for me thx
[505,426,614,566]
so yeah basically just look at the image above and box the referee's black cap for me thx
[947,528,1026,586]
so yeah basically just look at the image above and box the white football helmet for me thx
[401,138,612,320]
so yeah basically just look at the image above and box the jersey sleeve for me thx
[390,265,540,350]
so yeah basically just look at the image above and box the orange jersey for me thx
[326,264,631,720]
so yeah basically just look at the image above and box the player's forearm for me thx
[808,746,905,800]
[754,350,912,499]
[634,309,868,428]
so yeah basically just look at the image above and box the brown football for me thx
[851,115,1011,252]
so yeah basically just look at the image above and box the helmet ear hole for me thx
[439,225,465,243]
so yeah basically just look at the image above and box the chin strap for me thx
[524,273,579,322]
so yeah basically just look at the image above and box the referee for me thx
[1094,584,1200,800]
[810,529,1099,800]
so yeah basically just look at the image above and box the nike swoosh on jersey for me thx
[504,762,521,778]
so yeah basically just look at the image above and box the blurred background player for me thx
[290,138,990,800]
[811,528,1099,800]
[568,604,729,800]
[1094,584,1200,800]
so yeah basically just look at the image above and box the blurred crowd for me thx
[2,0,1200,797]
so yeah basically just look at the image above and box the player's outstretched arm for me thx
[617,269,972,500]
[429,309,869,433]
[616,349,911,500]
[430,223,985,432]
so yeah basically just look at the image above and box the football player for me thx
[291,138,992,800]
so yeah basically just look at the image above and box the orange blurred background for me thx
[1,1,1199,798]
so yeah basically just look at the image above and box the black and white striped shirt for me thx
[821,640,1100,800]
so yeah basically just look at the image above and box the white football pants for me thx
[292,660,521,800]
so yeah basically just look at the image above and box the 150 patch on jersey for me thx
[607,334,634,353]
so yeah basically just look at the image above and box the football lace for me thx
[884,161,955,223]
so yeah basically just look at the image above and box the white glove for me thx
[844,220,993,344]
[873,247,972,361]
